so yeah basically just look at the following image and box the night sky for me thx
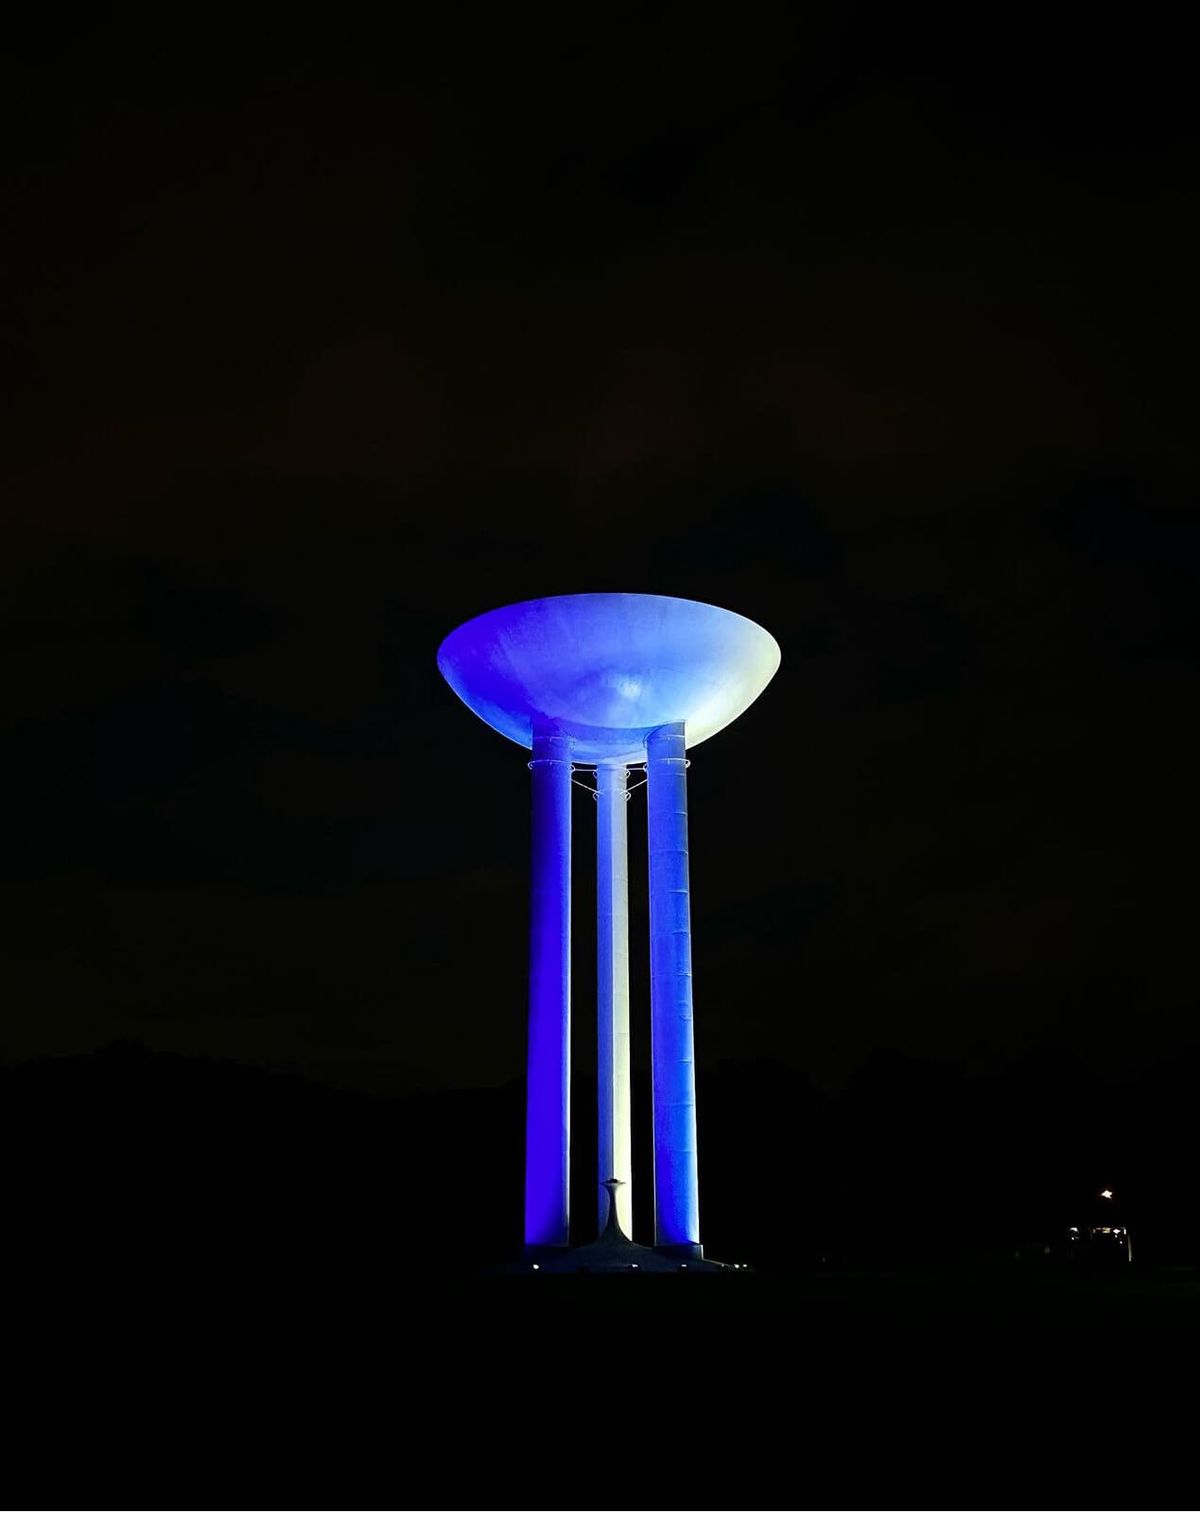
[4,8,1197,1101]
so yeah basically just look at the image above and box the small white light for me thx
[532,1263,540,1270]
[1100,1189,1113,1200]
[631,1264,639,1269]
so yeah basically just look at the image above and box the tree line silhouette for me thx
[4,1039,1197,1281]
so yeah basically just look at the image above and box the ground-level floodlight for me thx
[437,593,781,1263]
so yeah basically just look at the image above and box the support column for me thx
[646,721,702,1255]
[525,724,573,1250]
[595,762,632,1237]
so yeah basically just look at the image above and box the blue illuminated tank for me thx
[437,592,780,1265]
[437,592,781,763]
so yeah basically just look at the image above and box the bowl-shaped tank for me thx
[437,593,781,763]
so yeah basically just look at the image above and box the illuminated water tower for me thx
[437,593,780,1262]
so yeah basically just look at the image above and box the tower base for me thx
[504,1238,732,1273]
[655,1242,705,1262]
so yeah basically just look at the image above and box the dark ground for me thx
[15,1245,1200,1360]
[165,1262,1200,1357]
[9,1258,1199,1508]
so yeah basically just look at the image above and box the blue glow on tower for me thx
[646,722,700,1249]
[437,594,780,1257]
[524,726,572,1248]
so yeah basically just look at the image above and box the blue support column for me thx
[525,724,573,1250]
[645,721,702,1255]
[595,763,632,1237]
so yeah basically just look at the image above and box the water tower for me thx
[437,593,780,1265]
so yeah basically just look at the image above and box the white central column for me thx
[595,762,632,1237]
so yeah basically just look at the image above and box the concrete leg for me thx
[525,725,573,1249]
[645,721,702,1255]
[595,763,632,1237]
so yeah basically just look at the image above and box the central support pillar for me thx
[525,724,573,1250]
[645,721,702,1255]
[595,763,632,1237]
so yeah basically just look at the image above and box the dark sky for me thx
[3,8,1197,1095]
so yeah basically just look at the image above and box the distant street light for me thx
[1100,1189,1113,1200]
